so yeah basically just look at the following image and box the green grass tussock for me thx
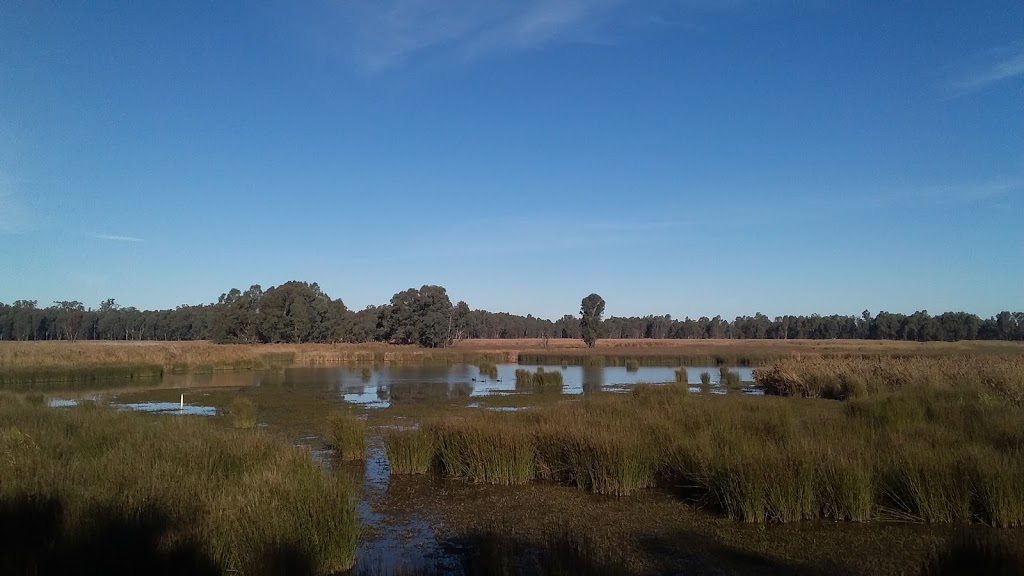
[430,417,535,485]
[326,411,367,461]
[384,428,434,475]
[0,402,358,574]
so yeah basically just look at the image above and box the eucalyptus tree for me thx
[580,293,605,348]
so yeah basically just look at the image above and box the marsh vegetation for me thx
[0,395,358,575]
[4,341,1024,574]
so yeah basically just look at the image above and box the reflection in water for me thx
[50,364,760,413]
[581,366,605,395]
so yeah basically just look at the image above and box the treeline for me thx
[1,281,1022,345]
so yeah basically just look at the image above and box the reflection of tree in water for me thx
[582,366,605,395]
[340,383,366,397]
[449,382,473,398]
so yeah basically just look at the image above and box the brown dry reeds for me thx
[753,356,1024,403]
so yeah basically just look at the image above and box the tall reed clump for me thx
[326,411,367,461]
[430,416,535,485]
[384,428,434,475]
[699,371,712,386]
[0,402,359,574]
[719,367,742,388]
[476,362,499,380]
[674,368,689,384]
[515,367,563,392]
[625,359,640,372]
[229,397,258,429]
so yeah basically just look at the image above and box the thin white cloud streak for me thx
[0,172,31,233]
[311,0,627,71]
[949,48,1024,96]
[862,179,1022,207]
[92,233,145,242]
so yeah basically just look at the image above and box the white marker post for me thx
[180,394,184,413]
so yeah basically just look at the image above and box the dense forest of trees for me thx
[1,281,1022,345]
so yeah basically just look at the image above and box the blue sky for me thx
[1,1,1022,320]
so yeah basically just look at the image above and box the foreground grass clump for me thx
[326,410,367,461]
[430,418,535,485]
[384,428,434,474]
[0,400,358,574]
[229,397,258,429]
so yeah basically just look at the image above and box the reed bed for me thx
[699,371,712,386]
[515,367,564,392]
[754,355,1024,403]
[719,366,742,387]
[0,399,358,574]
[383,428,434,475]
[326,411,367,461]
[673,368,689,383]
[624,359,640,372]
[389,378,1024,525]
[476,362,499,380]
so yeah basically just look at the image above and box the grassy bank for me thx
[0,396,358,575]
[388,380,1024,526]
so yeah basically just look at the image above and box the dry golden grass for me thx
[456,337,1024,356]
[755,355,1024,403]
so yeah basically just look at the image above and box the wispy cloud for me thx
[308,0,664,71]
[92,233,145,243]
[0,171,31,233]
[948,44,1024,97]
[864,179,1023,207]
[585,220,687,233]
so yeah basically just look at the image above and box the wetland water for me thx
[43,364,965,574]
